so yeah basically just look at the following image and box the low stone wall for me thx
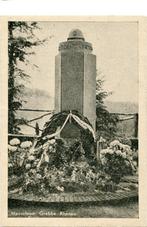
[8,190,138,206]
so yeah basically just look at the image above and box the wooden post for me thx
[96,140,101,164]
[96,136,106,164]
[35,122,40,135]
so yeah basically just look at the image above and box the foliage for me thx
[8,21,45,133]
[96,76,119,141]
[8,137,97,194]
[36,110,95,162]
[8,137,137,195]
[132,150,138,167]
[100,140,135,183]
[48,139,69,168]
[8,141,30,177]
[39,110,93,140]
[95,173,117,192]
[22,161,96,194]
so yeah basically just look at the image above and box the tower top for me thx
[59,29,92,52]
[68,29,85,41]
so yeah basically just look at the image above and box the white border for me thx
[0,15,147,227]
[0,0,147,16]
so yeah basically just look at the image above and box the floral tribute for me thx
[8,136,137,196]
[8,139,32,176]
[8,137,97,194]
[100,140,136,184]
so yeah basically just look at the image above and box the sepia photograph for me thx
[7,20,139,218]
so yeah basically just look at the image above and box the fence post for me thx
[96,136,106,164]
[96,140,101,164]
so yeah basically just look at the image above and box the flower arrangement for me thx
[8,139,32,177]
[20,141,32,149]
[22,160,99,194]
[9,138,20,146]
[100,140,135,184]
[8,137,137,195]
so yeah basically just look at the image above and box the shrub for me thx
[100,140,135,184]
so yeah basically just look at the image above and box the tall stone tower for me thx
[55,29,96,138]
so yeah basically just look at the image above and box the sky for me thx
[22,21,138,104]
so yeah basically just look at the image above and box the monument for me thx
[55,29,96,138]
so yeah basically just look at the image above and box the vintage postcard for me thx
[0,16,147,227]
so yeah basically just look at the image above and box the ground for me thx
[8,200,138,218]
